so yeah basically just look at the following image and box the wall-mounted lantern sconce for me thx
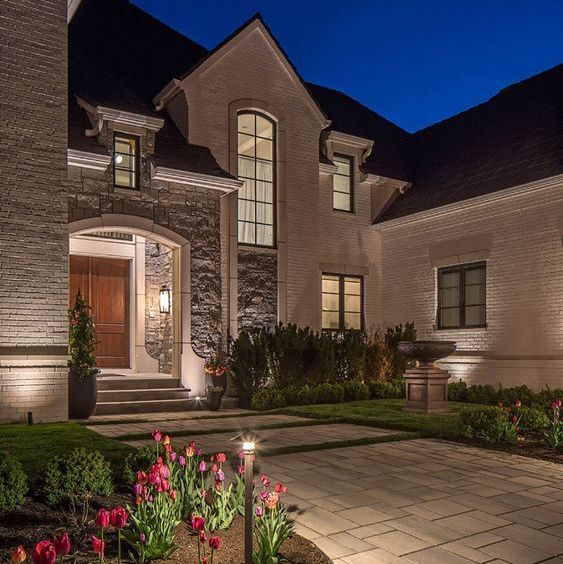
[159,285,171,314]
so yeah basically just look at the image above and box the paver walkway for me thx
[93,412,563,563]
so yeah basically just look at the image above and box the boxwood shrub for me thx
[342,380,370,401]
[0,450,28,512]
[315,382,345,404]
[460,407,517,444]
[251,388,286,411]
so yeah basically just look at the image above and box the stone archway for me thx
[68,215,206,395]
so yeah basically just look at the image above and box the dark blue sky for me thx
[132,0,563,132]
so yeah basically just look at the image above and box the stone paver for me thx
[96,413,563,563]
[124,422,396,451]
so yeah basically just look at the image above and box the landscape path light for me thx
[243,439,255,564]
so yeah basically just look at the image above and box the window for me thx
[113,133,139,189]
[237,112,276,247]
[322,273,363,330]
[438,262,486,329]
[333,154,353,212]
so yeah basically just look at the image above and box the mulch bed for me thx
[0,495,329,564]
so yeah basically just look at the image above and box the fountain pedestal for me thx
[397,341,456,414]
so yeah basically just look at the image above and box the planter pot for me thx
[69,369,98,419]
[207,390,223,411]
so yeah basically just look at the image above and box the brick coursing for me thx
[238,249,278,330]
[0,0,69,422]
[68,120,222,357]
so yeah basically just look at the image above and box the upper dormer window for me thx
[237,112,276,247]
[114,133,140,189]
[333,154,353,212]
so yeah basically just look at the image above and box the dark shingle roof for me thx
[308,83,413,182]
[377,64,563,223]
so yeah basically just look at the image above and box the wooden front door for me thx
[69,255,130,368]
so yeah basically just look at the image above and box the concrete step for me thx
[94,398,200,416]
[98,377,181,391]
[97,387,191,403]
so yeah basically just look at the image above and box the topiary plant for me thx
[0,451,28,512]
[40,448,113,523]
[68,291,97,382]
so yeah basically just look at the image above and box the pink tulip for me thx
[95,508,110,528]
[53,533,70,556]
[191,515,206,533]
[152,429,162,442]
[32,541,56,564]
[91,536,105,557]
[110,506,129,529]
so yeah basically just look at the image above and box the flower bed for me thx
[0,432,330,563]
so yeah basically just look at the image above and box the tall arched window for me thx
[237,112,276,247]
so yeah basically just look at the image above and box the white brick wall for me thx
[0,358,68,422]
[378,179,563,389]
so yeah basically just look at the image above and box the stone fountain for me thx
[397,340,456,413]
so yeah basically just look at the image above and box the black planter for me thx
[69,370,98,419]
[207,390,223,411]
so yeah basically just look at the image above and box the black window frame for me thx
[437,261,486,329]
[236,111,277,249]
[321,272,364,331]
[332,153,354,213]
[113,132,140,190]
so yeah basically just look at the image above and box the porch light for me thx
[159,285,171,314]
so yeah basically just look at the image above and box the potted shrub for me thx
[68,291,98,419]
[206,385,224,411]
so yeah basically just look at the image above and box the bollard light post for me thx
[243,440,255,564]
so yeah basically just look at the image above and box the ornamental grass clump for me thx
[254,475,294,564]
[0,450,28,512]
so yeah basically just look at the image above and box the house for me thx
[1,0,561,422]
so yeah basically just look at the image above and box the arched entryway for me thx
[68,215,206,398]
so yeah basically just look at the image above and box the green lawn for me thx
[279,399,484,438]
[0,422,134,484]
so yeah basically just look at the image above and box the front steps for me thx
[94,374,238,416]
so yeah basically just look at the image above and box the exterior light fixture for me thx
[243,438,256,564]
[159,285,171,314]
[115,154,123,164]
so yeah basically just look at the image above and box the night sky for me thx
[131,0,563,133]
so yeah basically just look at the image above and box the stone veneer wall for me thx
[0,0,69,422]
[68,119,222,357]
[238,249,278,330]
[145,242,173,373]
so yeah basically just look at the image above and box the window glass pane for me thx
[440,271,460,289]
[334,155,351,176]
[256,160,273,182]
[465,305,486,326]
[334,174,351,194]
[466,284,486,305]
[238,134,255,157]
[256,115,273,139]
[345,294,361,312]
[238,222,255,244]
[238,156,255,179]
[334,192,351,211]
[440,287,459,308]
[239,179,255,200]
[344,313,361,330]
[238,113,255,135]
[256,224,273,246]
[322,293,339,312]
[256,203,273,224]
[344,278,361,295]
[440,308,460,328]
[115,168,132,187]
[466,267,485,285]
[256,137,273,161]
[256,181,273,203]
[322,311,340,330]
[238,200,255,222]
[322,276,339,294]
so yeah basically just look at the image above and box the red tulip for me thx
[170,489,177,501]
[275,482,288,494]
[216,452,227,464]
[137,470,148,485]
[498,401,503,408]
[91,536,105,556]
[199,531,207,543]
[209,536,221,550]
[110,506,129,529]
[95,508,110,528]
[10,546,26,564]
[32,541,56,564]
[515,400,522,408]
[53,533,70,556]
[191,515,206,533]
